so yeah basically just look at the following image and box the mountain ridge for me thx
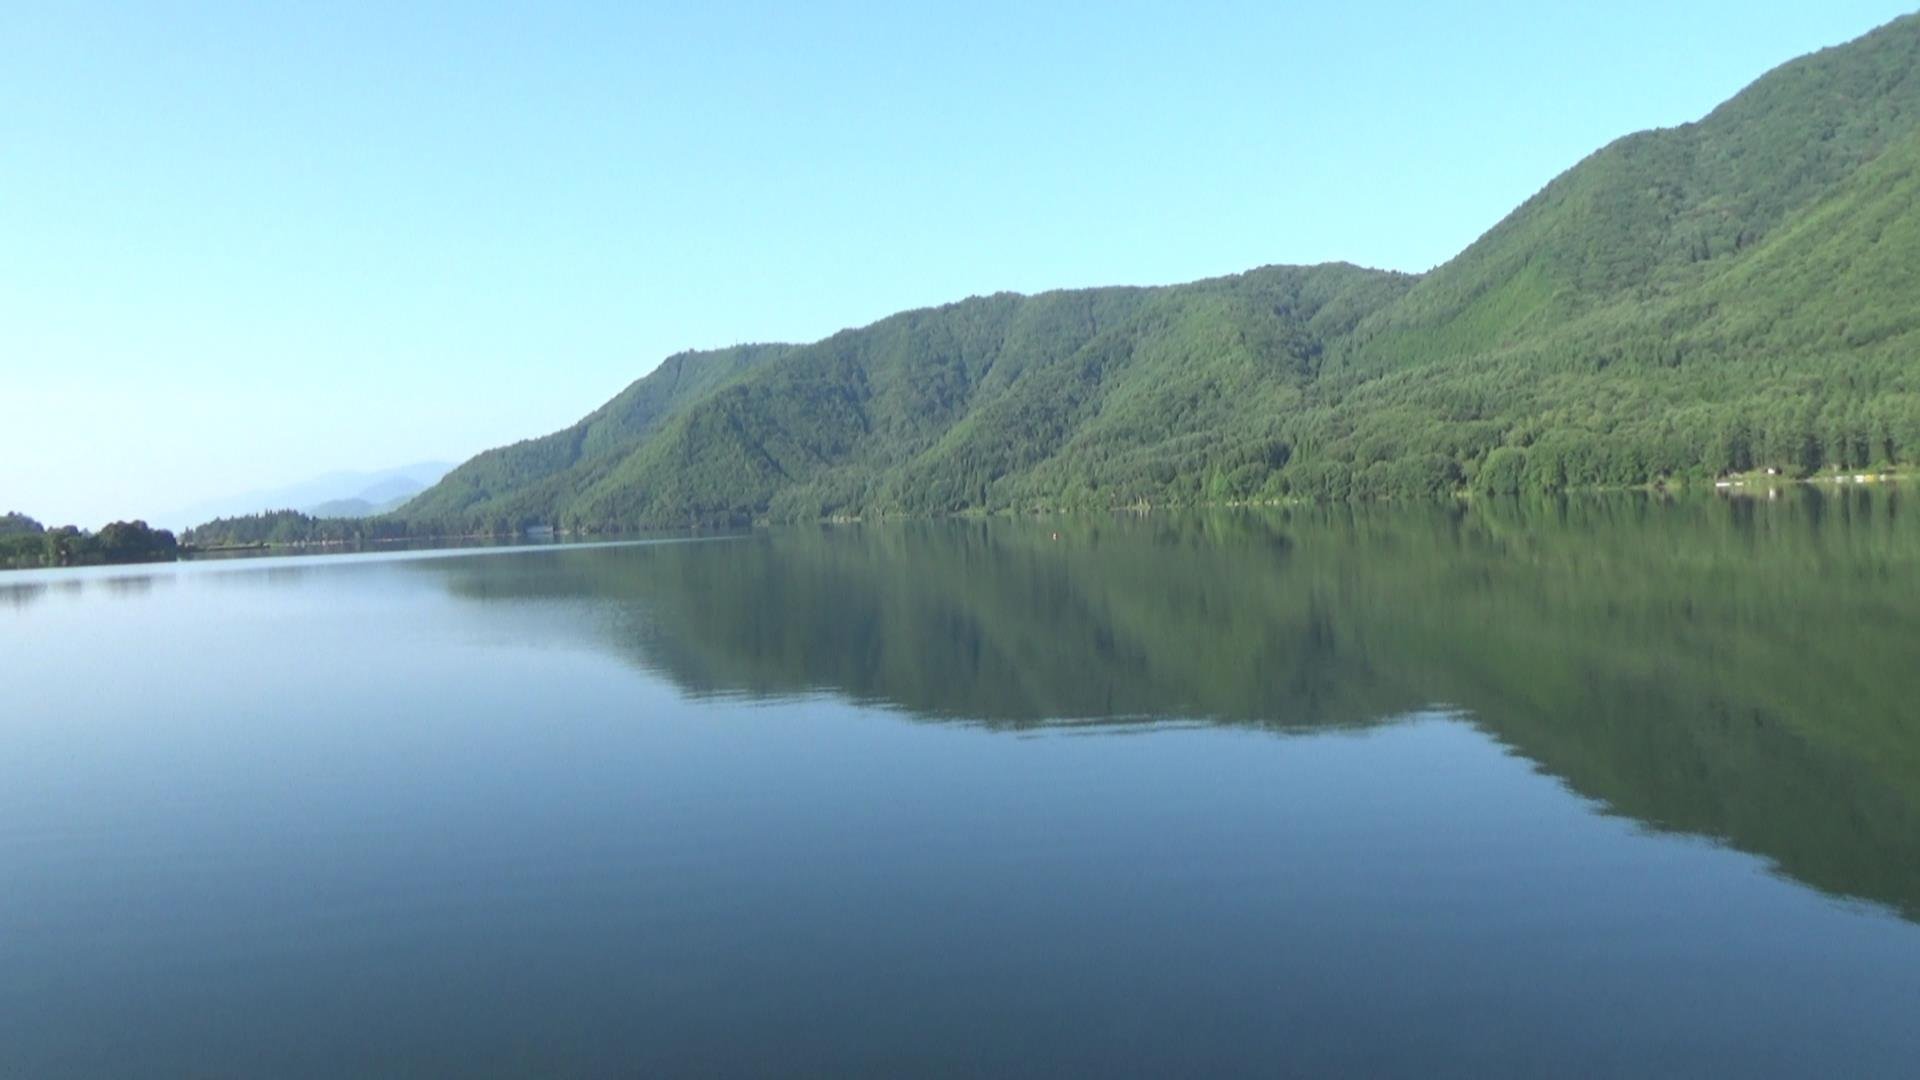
[374,13,1920,532]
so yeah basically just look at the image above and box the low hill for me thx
[2,519,177,570]
[0,513,45,536]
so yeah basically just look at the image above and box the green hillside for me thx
[399,343,793,530]
[1341,12,1920,366]
[389,13,1920,533]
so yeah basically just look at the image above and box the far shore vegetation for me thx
[1,513,178,571]
[174,466,1910,551]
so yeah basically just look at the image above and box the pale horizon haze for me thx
[5,1,1915,527]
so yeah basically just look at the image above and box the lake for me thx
[4,493,1919,1077]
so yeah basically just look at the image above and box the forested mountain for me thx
[401,344,794,530]
[396,14,1920,532]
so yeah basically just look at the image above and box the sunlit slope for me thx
[1335,11,1920,370]
[399,14,1920,529]
[400,343,792,528]
[558,265,1410,526]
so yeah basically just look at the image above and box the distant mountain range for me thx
[388,14,1920,531]
[169,462,453,531]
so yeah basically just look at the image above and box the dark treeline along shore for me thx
[174,14,1920,549]
[402,490,1920,924]
[0,512,176,570]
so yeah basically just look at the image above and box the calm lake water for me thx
[4,494,1919,1077]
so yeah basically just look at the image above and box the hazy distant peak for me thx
[168,461,455,531]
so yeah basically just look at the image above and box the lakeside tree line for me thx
[0,514,179,570]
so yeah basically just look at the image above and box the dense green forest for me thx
[410,491,1920,921]
[235,15,1920,537]
[179,509,422,548]
[0,514,179,570]
[0,512,43,535]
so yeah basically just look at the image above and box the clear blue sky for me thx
[5,1,1914,526]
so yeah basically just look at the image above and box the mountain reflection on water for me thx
[412,491,1920,922]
